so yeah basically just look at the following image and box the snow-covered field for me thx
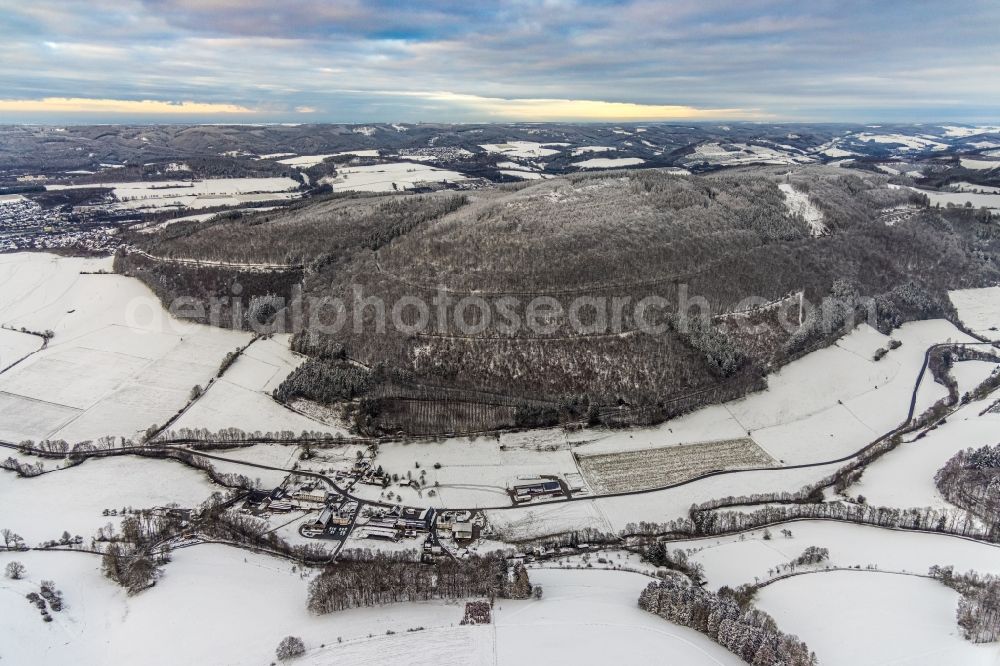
[950,286,1000,340]
[953,181,1000,194]
[0,549,740,666]
[572,157,645,169]
[47,177,301,211]
[576,437,774,493]
[171,335,349,437]
[275,154,337,168]
[896,184,1000,210]
[594,461,846,534]
[500,169,547,179]
[959,158,1000,171]
[485,458,840,540]
[112,190,301,211]
[203,442,301,488]
[0,545,465,665]
[0,253,251,442]
[302,626,494,665]
[480,141,568,158]
[852,395,1000,510]
[572,321,971,470]
[0,259,329,445]
[940,125,1000,138]
[952,360,998,395]
[671,520,1000,589]
[272,151,379,168]
[358,431,582,508]
[0,456,216,545]
[1,235,997,663]
[0,327,42,371]
[487,498,614,540]
[485,316,994,538]
[386,317,989,538]
[729,320,971,461]
[319,162,467,192]
[136,205,285,233]
[756,571,997,665]
[493,569,743,665]
[686,142,807,166]
[854,133,948,152]
[819,146,855,158]
[571,146,616,156]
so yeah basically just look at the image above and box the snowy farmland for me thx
[950,286,1000,340]
[0,456,216,546]
[480,141,568,158]
[2,187,999,665]
[576,437,774,494]
[136,205,286,234]
[198,442,301,488]
[893,184,1000,210]
[568,320,972,469]
[0,548,740,666]
[573,146,618,157]
[0,253,252,442]
[672,520,1000,590]
[853,133,949,152]
[170,334,350,437]
[486,461,847,540]
[492,569,744,665]
[0,327,42,372]
[756,571,996,665]
[350,316,993,536]
[46,177,302,211]
[851,395,1000,510]
[686,142,808,166]
[355,431,583,508]
[819,146,855,158]
[572,157,645,169]
[959,158,1000,170]
[482,319,988,539]
[953,182,1000,194]
[273,151,380,168]
[319,162,467,192]
[0,256,342,443]
[571,146,617,156]
[500,170,547,179]
[274,154,337,168]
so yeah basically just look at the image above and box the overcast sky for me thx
[1,0,998,124]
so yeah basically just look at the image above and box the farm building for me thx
[360,525,401,542]
[386,505,435,531]
[512,480,562,501]
[295,491,327,505]
[267,499,293,513]
[437,510,473,531]
[453,521,474,540]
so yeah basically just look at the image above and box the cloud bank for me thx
[1,1,998,122]
[368,91,760,121]
[0,97,254,115]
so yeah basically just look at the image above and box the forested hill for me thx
[122,166,1000,435]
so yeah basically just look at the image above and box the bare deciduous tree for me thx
[276,635,305,661]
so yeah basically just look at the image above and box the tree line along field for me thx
[123,165,1000,435]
